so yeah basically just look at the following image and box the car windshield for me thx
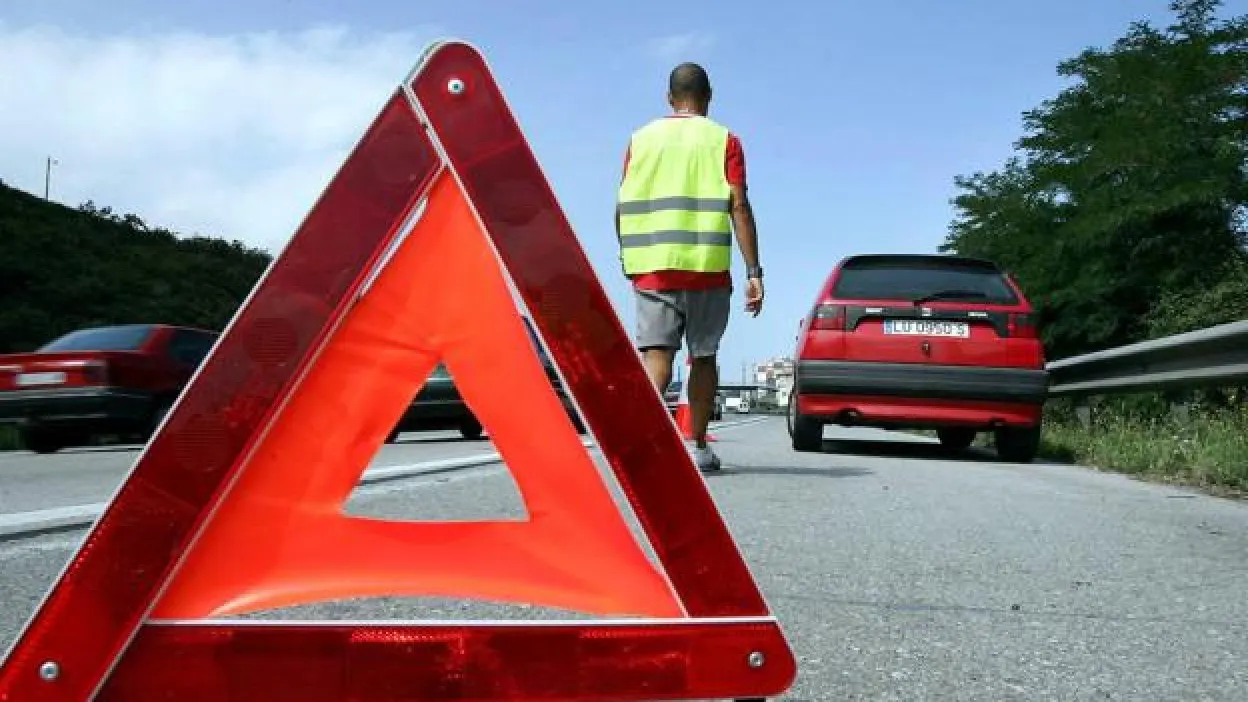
[831,257,1019,304]
[37,325,154,352]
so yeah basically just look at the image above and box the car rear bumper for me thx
[796,360,1049,405]
[395,379,578,430]
[0,386,154,426]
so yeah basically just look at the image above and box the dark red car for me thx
[0,324,218,453]
[788,254,1049,462]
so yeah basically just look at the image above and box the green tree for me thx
[1148,255,1248,336]
[942,0,1248,359]
[0,183,271,352]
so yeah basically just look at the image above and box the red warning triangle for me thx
[0,40,797,701]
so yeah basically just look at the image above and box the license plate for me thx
[15,372,67,387]
[883,319,970,338]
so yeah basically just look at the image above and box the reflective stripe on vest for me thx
[617,116,733,275]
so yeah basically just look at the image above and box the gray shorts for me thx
[635,286,731,358]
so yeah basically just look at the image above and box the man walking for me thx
[616,61,763,472]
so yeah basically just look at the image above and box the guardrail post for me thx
[1074,400,1092,429]
[1169,401,1191,425]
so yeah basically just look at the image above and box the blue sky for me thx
[2,0,1238,383]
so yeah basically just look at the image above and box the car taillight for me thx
[1008,313,1038,338]
[810,303,846,331]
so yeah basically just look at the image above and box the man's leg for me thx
[642,348,677,392]
[685,286,732,470]
[687,353,719,447]
[634,287,683,393]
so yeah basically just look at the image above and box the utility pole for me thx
[44,156,58,200]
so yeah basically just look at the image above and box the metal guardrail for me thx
[1045,319,1248,398]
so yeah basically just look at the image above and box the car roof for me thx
[76,323,216,334]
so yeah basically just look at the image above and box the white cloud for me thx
[0,22,444,253]
[643,31,716,63]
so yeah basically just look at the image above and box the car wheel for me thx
[20,426,68,454]
[936,428,976,451]
[994,424,1041,463]
[459,416,484,440]
[788,393,822,452]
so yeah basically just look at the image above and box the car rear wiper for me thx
[912,290,989,306]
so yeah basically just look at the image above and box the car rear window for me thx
[831,257,1019,305]
[38,325,155,352]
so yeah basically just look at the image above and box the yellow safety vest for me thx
[617,116,733,275]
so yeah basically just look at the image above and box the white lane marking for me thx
[0,451,519,540]
[0,417,771,539]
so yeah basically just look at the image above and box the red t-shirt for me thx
[621,114,746,291]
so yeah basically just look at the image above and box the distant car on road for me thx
[663,380,682,413]
[788,253,1049,462]
[0,323,219,453]
[385,319,586,442]
[661,380,724,421]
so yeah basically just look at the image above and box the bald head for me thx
[667,62,712,112]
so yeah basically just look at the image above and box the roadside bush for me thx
[1038,398,1248,494]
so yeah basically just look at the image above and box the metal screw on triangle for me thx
[447,77,465,95]
[38,661,59,682]
[748,651,766,668]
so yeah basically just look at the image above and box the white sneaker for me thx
[688,442,722,472]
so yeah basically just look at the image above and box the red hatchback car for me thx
[789,254,1049,462]
[0,324,218,453]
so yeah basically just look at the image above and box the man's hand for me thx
[745,276,764,317]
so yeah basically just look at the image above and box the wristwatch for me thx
[746,266,763,279]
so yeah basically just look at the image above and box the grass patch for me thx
[903,399,1246,497]
[1038,406,1248,496]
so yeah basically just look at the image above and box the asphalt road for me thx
[0,428,557,515]
[2,417,1246,700]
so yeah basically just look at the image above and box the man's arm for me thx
[729,184,759,272]
[725,133,763,315]
[724,134,760,273]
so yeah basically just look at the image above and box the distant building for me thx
[752,357,795,407]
